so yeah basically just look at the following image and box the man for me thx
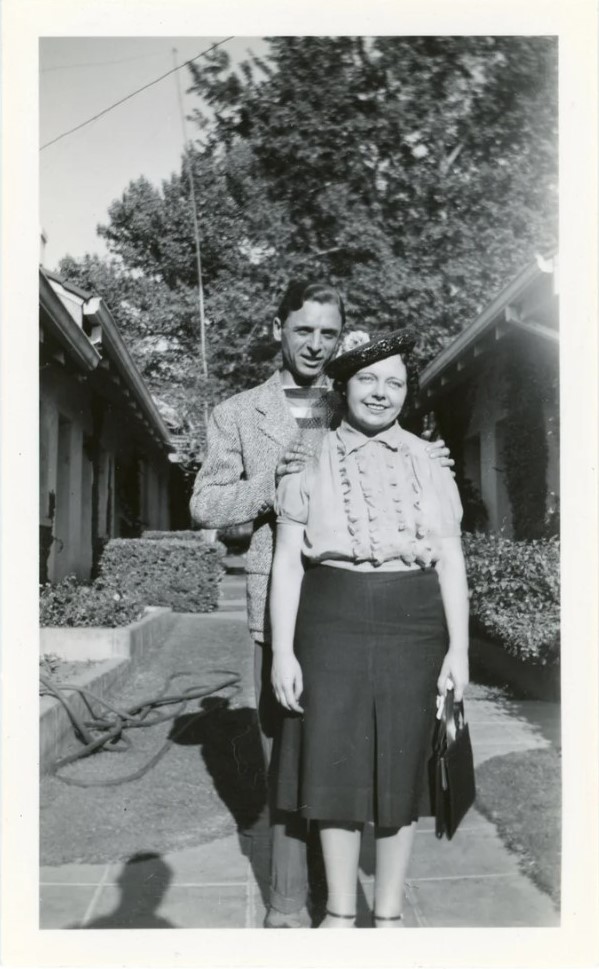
[190,279,451,927]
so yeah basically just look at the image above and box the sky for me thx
[39,37,268,270]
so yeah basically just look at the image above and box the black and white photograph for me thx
[1,1,598,967]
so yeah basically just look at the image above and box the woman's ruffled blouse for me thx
[275,421,463,568]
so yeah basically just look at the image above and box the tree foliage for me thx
[58,36,557,463]
[58,252,209,462]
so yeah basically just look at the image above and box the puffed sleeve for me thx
[430,462,464,538]
[274,469,311,525]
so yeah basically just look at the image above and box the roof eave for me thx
[84,298,172,450]
[39,270,101,373]
[420,258,558,392]
[42,267,93,301]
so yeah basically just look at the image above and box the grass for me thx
[40,654,99,682]
[475,747,561,904]
[40,615,264,866]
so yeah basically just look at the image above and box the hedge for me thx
[463,532,560,667]
[98,537,226,613]
[40,575,145,628]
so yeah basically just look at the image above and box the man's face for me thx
[273,300,343,385]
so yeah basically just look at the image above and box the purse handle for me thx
[441,689,466,746]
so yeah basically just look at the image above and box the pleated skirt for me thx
[274,564,447,828]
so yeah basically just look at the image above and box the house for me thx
[417,255,559,538]
[40,268,176,583]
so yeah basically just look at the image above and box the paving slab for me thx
[81,883,249,929]
[40,861,108,886]
[407,825,522,880]
[416,814,489,834]
[105,834,250,887]
[41,883,103,929]
[408,872,558,927]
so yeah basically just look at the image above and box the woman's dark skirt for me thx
[274,565,447,829]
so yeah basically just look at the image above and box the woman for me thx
[269,329,469,928]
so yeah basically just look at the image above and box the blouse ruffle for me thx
[275,422,462,567]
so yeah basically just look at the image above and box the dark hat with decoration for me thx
[325,327,417,382]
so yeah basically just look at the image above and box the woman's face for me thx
[345,354,408,436]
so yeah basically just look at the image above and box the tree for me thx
[58,36,557,463]
[185,36,557,356]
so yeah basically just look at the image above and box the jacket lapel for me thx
[255,372,299,448]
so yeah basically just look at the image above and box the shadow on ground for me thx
[172,698,267,829]
[469,664,561,749]
[78,852,177,929]
[171,698,333,923]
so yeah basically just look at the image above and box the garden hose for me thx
[40,670,242,788]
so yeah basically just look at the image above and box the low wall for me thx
[40,607,175,774]
[40,658,129,774]
[40,607,173,661]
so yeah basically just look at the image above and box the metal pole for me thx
[173,48,208,380]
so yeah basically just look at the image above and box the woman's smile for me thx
[345,354,408,435]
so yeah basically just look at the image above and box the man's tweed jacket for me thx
[190,371,341,642]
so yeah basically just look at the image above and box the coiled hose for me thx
[40,669,242,788]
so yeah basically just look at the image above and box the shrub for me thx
[40,575,145,628]
[463,533,560,667]
[98,537,225,613]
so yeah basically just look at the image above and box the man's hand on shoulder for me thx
[275,442,313,484]
[426,438,455,475]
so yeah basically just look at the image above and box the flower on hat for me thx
[336,329,371,355]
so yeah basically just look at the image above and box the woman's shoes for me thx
[372,912,404,928]
[320,909,357,928]
[318,910,404,928]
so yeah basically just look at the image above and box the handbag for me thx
[429,689,476,840]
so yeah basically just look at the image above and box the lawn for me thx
[475,746,561,904]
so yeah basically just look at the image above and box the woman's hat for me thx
[325,327,417,382]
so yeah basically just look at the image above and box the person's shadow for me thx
[172,699,333,921]
[171,698,271,903]
[80,852,176,928]
[170,699,365,926]
[172,698,267,830]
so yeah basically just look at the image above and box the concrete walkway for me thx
[40,566,560,929]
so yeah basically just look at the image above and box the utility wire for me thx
[40,37,233,151]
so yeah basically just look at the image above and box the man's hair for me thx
[276,279,346,328]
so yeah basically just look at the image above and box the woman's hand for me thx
[271,652,304,713]
[437,646,469,702]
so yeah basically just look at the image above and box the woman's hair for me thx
[276,279,346,328]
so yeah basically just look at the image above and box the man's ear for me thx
[272,317,283,343]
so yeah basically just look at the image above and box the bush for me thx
[463,533,560,666]
[40,575,145,628]
[98,537,225,613]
